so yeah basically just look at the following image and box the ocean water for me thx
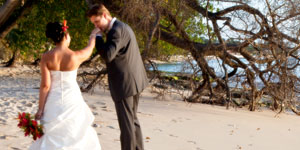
[147,57,300,89]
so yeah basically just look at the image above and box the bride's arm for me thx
[75,28,99,63]
[35,54,51,120]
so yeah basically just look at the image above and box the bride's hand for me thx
[35,109,43,120]
[90,28,101,39]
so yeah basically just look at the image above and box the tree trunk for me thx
[273,98,279,110]
[142,10,160,60]
[31,58,40,66]
[0,0,36,39]
[5,49,19,67]
[0,0,21,27]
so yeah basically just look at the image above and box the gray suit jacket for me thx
[96,19,149,100]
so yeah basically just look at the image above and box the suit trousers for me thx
[113,93,144,150]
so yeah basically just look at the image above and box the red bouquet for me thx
[17,112,44,140]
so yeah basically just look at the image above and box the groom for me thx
[87,3,149,150]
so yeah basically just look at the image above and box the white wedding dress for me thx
[29,69,101,150]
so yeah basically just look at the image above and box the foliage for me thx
[5,0,94,60]
[138,0,214,60]
[1,0,197,61]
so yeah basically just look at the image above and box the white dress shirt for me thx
[97,17,117,37]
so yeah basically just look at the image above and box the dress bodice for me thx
[50,69,78,91]
[47,69,82,107]
[50,69,78,88]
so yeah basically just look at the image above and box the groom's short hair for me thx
[87,4,111,18]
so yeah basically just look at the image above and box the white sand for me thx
[1,66,300,150]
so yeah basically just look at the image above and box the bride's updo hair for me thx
[45,22,65,44]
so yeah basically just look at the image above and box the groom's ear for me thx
[103,13,107,19]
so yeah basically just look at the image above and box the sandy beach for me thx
[1,66,300,150]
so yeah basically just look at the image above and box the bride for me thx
[29,21,101,150]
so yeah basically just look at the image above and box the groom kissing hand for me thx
[87,3,149,150]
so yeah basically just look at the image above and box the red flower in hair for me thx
[62,20,69,32]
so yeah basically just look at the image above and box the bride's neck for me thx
[56,42,69,50]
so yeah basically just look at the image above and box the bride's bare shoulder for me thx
[41,49,56,61]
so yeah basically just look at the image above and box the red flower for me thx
[32,120,37,127]
[33,135,37,140]
[25,128,30,136]
[18,113,22,119]
[36,132,42,138]
[22,118,28,126]
[62,20,69,32]
[22,112,26,117]
[17,112,44,141]
[18,112,26,119]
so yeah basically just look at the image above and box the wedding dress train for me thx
[29,69,101,150]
